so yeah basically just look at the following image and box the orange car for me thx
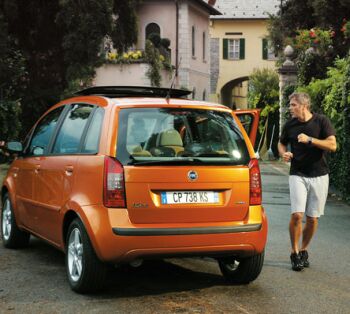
[1,86,267,293]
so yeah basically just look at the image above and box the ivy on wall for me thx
[299,52,350,200]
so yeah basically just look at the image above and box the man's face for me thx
[289,99,305,119]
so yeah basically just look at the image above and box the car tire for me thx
[65,218,107,293]
[218,251,264,284]
[1,192,30,248]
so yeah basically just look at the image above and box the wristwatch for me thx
[308,137,313,145]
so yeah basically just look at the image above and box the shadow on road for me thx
[9,237,227,298]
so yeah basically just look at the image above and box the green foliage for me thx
[160,38,171,49]
[145,40,161,87]
[300,58,346,128]
[0,11,25,142]
[0,100,21,141]
[298,53,350,200]
[269,0,350,58]
[267,0,314,54]
[57,0,113,83]
[296,49,331,85]
[338,53,350,200]
[293,28,333,54]
[148,33,161,48]
[111,0,139,52]
[248,68,280,154]
[0,0,139,138]
[248,68,279,125]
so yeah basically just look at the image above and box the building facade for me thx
[94,0,220,101]
[209,0,280,108]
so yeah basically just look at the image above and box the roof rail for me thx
[75,86,192,98]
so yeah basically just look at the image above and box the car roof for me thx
[109,97,230,109]
[59,86,230,111]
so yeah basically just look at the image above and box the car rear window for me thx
[116,107,250,166]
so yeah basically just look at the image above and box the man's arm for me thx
[278,141,293,162]
[297,134,337,152]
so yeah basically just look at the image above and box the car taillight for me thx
[103,157,126,208]
[249,158,262,205]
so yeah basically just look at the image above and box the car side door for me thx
[33,104,96,245]
[15,106,65,231]
[232,109,260,148]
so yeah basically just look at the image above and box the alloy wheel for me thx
[2,199,12,241]
[67,227,84,282]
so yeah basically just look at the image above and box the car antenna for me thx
[165,57,181,104]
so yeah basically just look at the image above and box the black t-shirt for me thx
[279,113,336,177]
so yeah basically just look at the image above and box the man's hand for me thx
[282,151,293,162]
[297,133,309,144]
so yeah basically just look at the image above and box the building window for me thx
[192,26,196,57]
[146,23,161,41]
[223,38,245,60]
[203,31,206,61]
[228,39,240,59]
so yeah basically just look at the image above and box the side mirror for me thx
[6,141,23,153]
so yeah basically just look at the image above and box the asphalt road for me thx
[0,161,349,313]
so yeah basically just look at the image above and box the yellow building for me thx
[209,0,279,108]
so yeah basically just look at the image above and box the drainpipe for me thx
[175,0,179,77]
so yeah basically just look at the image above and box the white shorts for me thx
[289,174,329,218]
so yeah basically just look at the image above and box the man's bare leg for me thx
[301,216,318,250]
[289,212,304,253]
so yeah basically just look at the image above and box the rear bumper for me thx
[80,205,268,263]
[112,223,262,236]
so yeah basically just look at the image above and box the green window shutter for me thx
[239,38,245,59]
[223,38,228,59]
[262,38,268,60]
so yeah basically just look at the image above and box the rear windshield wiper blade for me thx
[128,158,205,166]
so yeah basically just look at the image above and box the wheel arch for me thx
[1,186,8,204]
[61,208,103,261]
[62,210,80,250]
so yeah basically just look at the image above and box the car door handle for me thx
[34,165,40,174]
[65,165,74,176]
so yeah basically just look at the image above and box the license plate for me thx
[161,191,219,204]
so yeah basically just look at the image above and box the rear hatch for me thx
[124,165,250,223]
[116,106,254,224]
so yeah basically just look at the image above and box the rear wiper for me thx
[129,158,205,166]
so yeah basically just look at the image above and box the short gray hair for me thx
[289,92,311,109]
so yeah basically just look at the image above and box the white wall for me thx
[93,63,172,87]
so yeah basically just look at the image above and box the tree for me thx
[111,0,139,52]
[248,68,279,116]
[248,68,279,154]
[269,0,350,57]
[0,0,139,136]
[0,10,25,141]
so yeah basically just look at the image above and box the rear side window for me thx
[117,108,250,165]
[28,107,64,156]
[82,107,104,154]
[52,104,94,154]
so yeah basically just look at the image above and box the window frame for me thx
[50,103,99,156]
[25,103,105,158]
[145,23,161,41]
[80,107,105,154]
[25,105,68,157]
[223,38,245,60]
[228,39,240,60]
